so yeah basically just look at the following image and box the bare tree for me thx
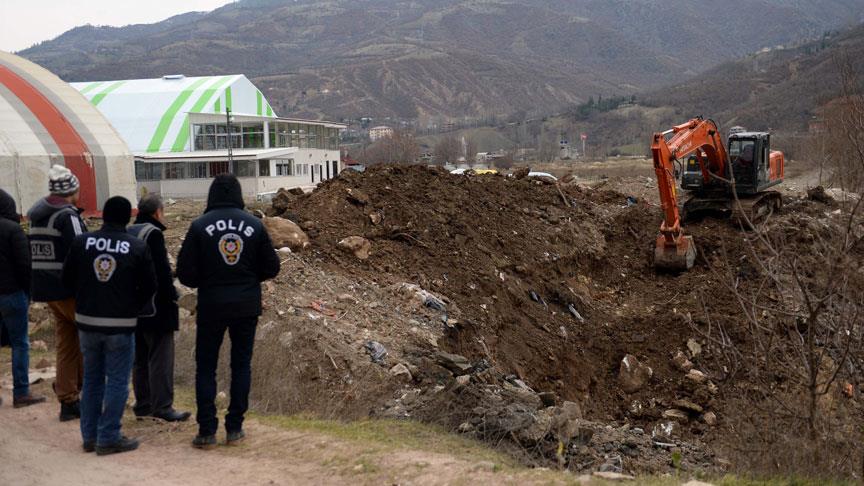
[434,133,461,166]
[538,129,559,163]
[361,128,420,165]
[464,136,478,167]
[693,53,864,478]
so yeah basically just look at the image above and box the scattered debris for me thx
[30,340,48,352]
[672,350,694,372]
[686,338,702,358]
[364,341,388,364]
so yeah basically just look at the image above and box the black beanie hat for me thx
[103,196,132,226]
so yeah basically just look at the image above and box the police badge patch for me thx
[93,254,117,282]
[218,233,244,265]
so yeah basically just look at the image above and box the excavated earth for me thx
[159,165,862,476]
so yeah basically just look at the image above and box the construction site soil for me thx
[157,164,862,477]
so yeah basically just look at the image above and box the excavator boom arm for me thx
[649,117,728,271]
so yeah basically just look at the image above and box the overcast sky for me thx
[0,1,233,52]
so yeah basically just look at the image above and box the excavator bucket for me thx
[654,235,697,272]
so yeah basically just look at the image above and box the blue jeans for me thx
[0,291,30,398]
[78,331,135,446]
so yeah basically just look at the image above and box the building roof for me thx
[136,147,298,162]
[0,50,136,214]
[71,74,276,154]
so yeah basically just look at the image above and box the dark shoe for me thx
[226,430,246,445]
[59,401,80,422]
[83,440,96,453]
[14,394,47,408]
[192,434,217,450]
[152,409,191,422]
[96,436,139,456]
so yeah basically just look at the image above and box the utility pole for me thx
[226,106,235,166]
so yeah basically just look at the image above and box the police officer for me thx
[27,165,87,421]
[177,174,280,449]
[129,194,190,422]
[62,196,157,455]
[0,188,46,408]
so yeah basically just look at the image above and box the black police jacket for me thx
[61,224,157,334]
[129,215,179,333]
[0,189,30,295]
[27,196,88,302]
[176,180,280,323]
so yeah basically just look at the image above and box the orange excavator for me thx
[651,117,785,271]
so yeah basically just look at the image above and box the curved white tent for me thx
[0,51,136,214]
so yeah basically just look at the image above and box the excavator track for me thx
[682,191,782,227]
[729,191,782,227]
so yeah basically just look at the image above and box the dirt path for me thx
[0,384,572,486]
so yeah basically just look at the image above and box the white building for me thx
[71,74,346,199]
[368,125,393,141]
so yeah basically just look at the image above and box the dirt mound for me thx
[262,165,863,476]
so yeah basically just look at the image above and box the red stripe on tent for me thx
[0,65,97,212]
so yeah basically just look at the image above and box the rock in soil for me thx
[618,354,653,393]
[262,216,310,251]
[338,236,372,259]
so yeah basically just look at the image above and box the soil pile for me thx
[260,165,862,475]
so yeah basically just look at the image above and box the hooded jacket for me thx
[27,195,87,301]
[0,189,30,295]
[176,176,280,323]
[128,213,179,332]
[62,222,157,334]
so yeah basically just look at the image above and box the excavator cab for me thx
[727,132,783,195]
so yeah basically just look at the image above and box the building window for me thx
[146,163,160,181]
[137,162,163,181]
[135,161,146,181]
[259,160,270,177]
[242,124,264,149]
[274,158,294,176]
[194,124,217,150]
[234,160,255,177]
[209,161,230,177]
[189,162,208,178]
[164,162,186,179]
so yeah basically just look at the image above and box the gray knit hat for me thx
[48,164,80,196]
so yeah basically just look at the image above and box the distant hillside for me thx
[639,23,864,132]
[19,0,864,120]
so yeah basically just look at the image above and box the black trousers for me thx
[195,317,257,436]
[132,329,176,416]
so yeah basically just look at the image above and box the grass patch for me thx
[256,413,516,468]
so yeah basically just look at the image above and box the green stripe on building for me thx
[225,87,232,111]
[146,78,210,152]
[170,76,234,152]
[256,90,263,116]
[90,81,125,106]
[214,97,221,113]
[266,103,273,117]
[79,81,104,95]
